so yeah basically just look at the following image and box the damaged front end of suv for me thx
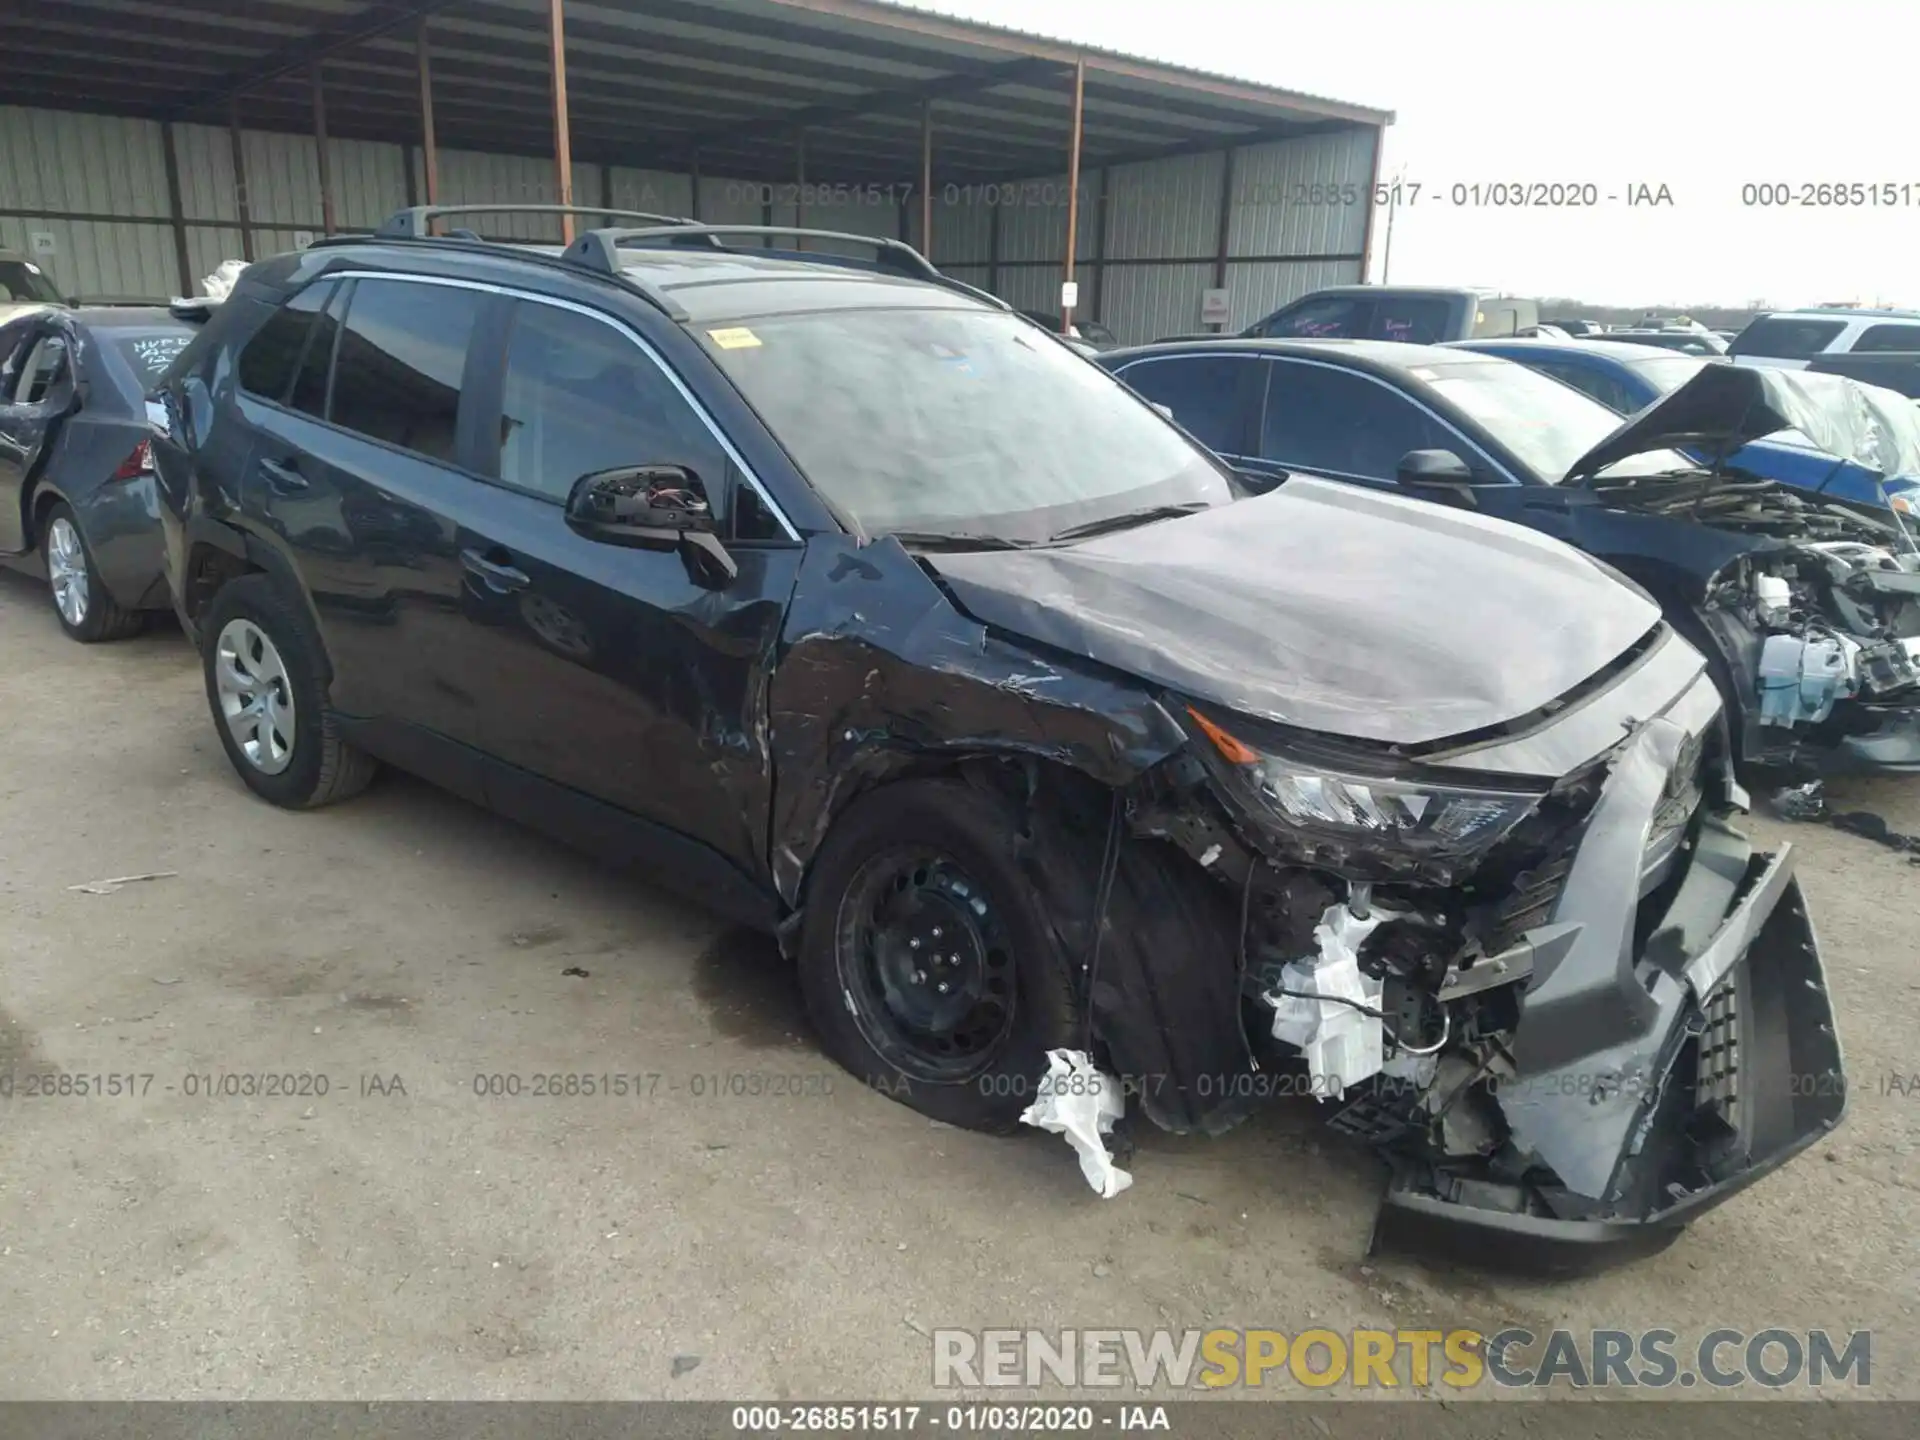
[1165,664,1845,1275]
[822,476,1848,1278]
[1566,364,1920,775]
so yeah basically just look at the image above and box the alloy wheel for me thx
[214,618,297,775]
[46,517,90,628]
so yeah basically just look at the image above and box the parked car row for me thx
[1,218,1858,1278]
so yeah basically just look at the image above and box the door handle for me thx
[259,456,308,494]
[460,547,530,593]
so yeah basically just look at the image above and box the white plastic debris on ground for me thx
[199,260,247,301]
[1019,1049,1133,1198]
[1265,902,1389,1100]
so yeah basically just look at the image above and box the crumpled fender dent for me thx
[767,535,1187,906]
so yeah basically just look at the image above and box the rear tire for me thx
[43,502,143,643]
[200,574,377,809]
[797,778,1089,1133]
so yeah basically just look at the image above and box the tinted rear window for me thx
[1730,317,1847,359]
[238,283,333,402]
[1854,323,1920,354]
[327,277,481,465]
[1370,297,1455,344]
[110,327,196,388]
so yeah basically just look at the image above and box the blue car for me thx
[1450,338,1920,513]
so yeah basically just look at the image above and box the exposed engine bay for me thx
[1714,542,1920,726]
[1584,466,1920,773]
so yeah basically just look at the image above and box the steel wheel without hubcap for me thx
[215,618,297,775]
[834,849,1018,1083]
[46,517,90,628]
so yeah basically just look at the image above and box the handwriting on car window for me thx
[131,335,191,371]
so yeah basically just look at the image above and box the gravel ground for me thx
[0,564,1916,1405]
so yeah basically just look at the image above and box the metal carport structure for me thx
[0,0,1393,341]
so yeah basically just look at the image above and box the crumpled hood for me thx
[923,477,1662,747]
[1569,362,1920,484]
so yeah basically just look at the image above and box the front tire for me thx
[797,778,1090,1133]
[200,574,376,809]
[43,502,143,643]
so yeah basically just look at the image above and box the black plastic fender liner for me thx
[1087,839,1259,1137]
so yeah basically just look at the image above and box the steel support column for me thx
[311,64,337,237]
[1359,129,1385,281]
[548,0,576,242]
[417,17,441,213]
[795,130,807,243]
[227,98,253,262]
[1210,147,1236,331]
[919,99,933,255]
[1089,165,1109,322]
[1061,57,1085,332]
[160,121,193,295]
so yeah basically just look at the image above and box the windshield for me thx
[0,259,64,307]
[702,307,1233,542]
[109,327,195,388]
[1425,361,1695,481]
[1629,355,1711,397]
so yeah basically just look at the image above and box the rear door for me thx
[0,317,75,553]
[450,294,802,882]
[236,272,496,794]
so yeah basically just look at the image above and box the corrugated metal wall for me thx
[915,131,1375,340]
[2,104,1379,341]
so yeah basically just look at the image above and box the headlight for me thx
[1187,706,1541,868]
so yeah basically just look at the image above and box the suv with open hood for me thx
[1106,338,1920,778]
[147,209,1843,1276]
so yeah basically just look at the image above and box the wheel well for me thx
[181,542,261,623]
[28,485,63,548]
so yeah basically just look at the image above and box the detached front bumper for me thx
[1369,675,1847,1277]
[1372,866,1844,1277]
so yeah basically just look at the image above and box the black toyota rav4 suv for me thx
[148,205,1843,1274]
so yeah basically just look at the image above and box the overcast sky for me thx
[904,0,1918,307]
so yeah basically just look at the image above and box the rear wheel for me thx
[43,503,143,643]
[201,574,377,809]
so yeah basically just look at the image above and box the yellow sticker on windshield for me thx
[708,327,762,349]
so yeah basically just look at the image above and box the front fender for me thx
[767,536,1188,906]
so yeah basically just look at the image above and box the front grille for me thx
[1484,825,1584,955]
[1695,976,1741,1126]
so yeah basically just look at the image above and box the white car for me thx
[1729,308,1920,370]
[0,248,66,324]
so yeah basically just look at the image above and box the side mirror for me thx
[564,464,738,587]
[1395,449,1479,508]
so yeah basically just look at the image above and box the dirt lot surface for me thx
[1,564,1917,1407]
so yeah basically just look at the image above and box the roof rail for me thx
[562,224,1010,309]
[372,204,695,239]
